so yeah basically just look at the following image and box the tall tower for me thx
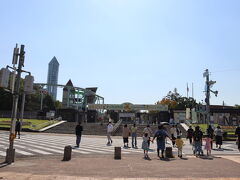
[47,56,59,100]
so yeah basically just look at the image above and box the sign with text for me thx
[88,103,168,111]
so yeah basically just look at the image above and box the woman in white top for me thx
[214,126,223,149]
[107,121,113,145]
[170,125,177,146]
[143,125,153,148]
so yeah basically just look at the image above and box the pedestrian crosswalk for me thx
[1,132,238,158]
[0,132,155,158]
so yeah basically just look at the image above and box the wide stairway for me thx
[44,122,107,135]
[44,122,189,137]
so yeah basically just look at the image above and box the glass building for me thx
[47,56,59,100]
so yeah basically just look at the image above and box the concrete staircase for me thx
[44,122,159,136]
[44,122,188,137]
[44,122,107,135]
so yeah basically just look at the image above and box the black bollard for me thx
[114,147,121,160]
[165,147,174,158]
[63,146,72,161]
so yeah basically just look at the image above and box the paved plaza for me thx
[0,131,240,179]
[0,153,240,180]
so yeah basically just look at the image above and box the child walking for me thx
[205,135,212,156]
[175,136,184,158]
[142,133,150,159]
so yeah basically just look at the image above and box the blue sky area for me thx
[0,0,240,105]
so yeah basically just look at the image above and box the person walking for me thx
[176,124,182,137]
[143,125,153,148]
[175,136,184,158]
[15,119,21,139]
[205,134,212,156]
[152,125,171,158]
[170,125,177,147]
[75,122,83,148]
[142,133,150,159]
[214,126,223,149]
[122,124,131,148]
[235,125,240,151]
[193,126,203,156]
[206,125,214,149]
[187,126,194,144]
[131,123,138,148]
[107,121,113,145]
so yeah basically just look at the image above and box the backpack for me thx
[207,128,214,137]
[194,131,202,141]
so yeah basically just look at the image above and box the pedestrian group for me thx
[73,120,240,160]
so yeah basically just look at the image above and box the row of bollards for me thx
[63,146,173,161]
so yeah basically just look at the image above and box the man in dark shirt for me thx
[187,126,194,144]
[235,125,240,151]
[15,119,21,139]
[152,125,171,158]
[193,126,203,156]
[75,122,83,148]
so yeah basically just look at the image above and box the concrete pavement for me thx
[0,131,239,179]
[0,154,240,180]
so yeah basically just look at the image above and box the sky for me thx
[0,0,240,106]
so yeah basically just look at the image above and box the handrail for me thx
[112,119,122,135]
[30,120,56,130]
[184,120,191,126]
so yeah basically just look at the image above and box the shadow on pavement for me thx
[199,155,214,160]
[213,148,234,151]
[159,157,175,162]
[0,161,9,168]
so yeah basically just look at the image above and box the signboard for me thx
[88,103,168,111]
[119,113,135,118]
[186,108,191,120]
[192,110,197,123]
[46,111,55,119]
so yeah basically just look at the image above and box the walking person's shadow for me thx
[0,161,9,168]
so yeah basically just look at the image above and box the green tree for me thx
[157,88,197,110]
[55,100,62,109]
[0,88,13,110]
[235,104,240,109]
[43,94,55,111]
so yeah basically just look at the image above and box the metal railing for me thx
[30,120,57,130]
[112,119,123,135]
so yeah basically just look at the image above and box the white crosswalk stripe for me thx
[24,136,126,152]
[0,141,52,155]
[0,150,6,156]
[21,136,130,154]
[0,133,145,157]
[1,146,34,156]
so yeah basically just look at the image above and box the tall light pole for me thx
[0,44,33,164]
[203,69,218,125]
[6,45,25,164]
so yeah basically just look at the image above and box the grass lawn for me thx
[192,124,237,132]
[0,118,57,130]
[191,123,237,140]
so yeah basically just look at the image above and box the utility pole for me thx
[192,82,194,99]
[6,45,25,164]
[203,69,218,125]
[205,69,211,124]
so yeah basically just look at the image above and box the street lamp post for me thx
[203,69,218,125]
[6,45,25,164]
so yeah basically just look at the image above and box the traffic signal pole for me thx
[5,45,25,164]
